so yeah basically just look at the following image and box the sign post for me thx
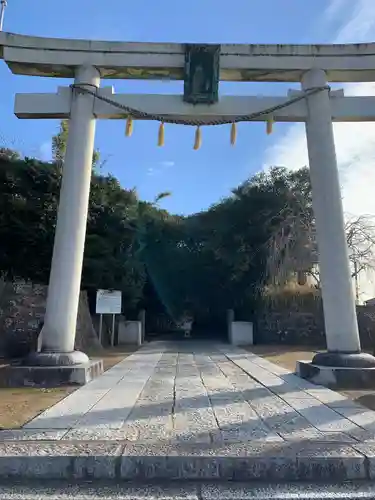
[111,314,116,347]
[98,314,103,344]
[96,289,122,346]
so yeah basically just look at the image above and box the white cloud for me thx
[160,160,175,168]
[146,160,175,177]
[263,0,375,299]
[332,0,375,43]
[264,86,375,216]
[39,141,52,162]
[323,0,350,23]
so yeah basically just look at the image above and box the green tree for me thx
[1,149,338,332]
[0,157,60,283]
[0,157,147,310]
[52,120,101,169]
[83,174,146,308]
[0,147,21,161]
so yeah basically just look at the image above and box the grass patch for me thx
[245,344,375,412]
[0,345,138,429]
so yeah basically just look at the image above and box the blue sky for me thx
[0,0,373,215]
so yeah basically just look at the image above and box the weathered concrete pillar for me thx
[138,309,146,343]
[30,65,100,366]
[302,68,374,367]
[227,309,234,344]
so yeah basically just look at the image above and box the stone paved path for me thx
[3,341,375,443]
[2,481,375,499]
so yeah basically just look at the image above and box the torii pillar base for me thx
[26,350,90,366]
[296,355,375,389]
[7,357,103,387]
[297,350,375,390]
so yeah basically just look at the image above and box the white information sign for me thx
[96,289,122,315]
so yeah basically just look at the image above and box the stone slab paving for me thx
[2,341,375,480]
[2,481,375,500]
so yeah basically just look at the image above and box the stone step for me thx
[1,481,375,500]
[0,440,373,481]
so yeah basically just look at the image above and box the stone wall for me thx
[0,280,100,358]
[357,305,375,349]
[255,302,375,350]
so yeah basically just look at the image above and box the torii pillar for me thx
[296,68,375,384]
[27,65,101,370]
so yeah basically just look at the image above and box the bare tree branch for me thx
[265,189,317,287]
[265,195,375,293]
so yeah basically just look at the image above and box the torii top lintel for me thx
[1,32,375,82]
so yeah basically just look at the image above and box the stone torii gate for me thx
[2,32,375,384]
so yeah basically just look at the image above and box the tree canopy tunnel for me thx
[135,213,232,341]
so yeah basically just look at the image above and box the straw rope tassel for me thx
[125,116,134,137]
[194,126,202,150]
[266,116,274,135]
[158,122,165,147]
[230,122,237,146]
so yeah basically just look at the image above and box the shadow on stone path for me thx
[0,341,371,445]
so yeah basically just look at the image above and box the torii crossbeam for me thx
[14,87,375,123]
